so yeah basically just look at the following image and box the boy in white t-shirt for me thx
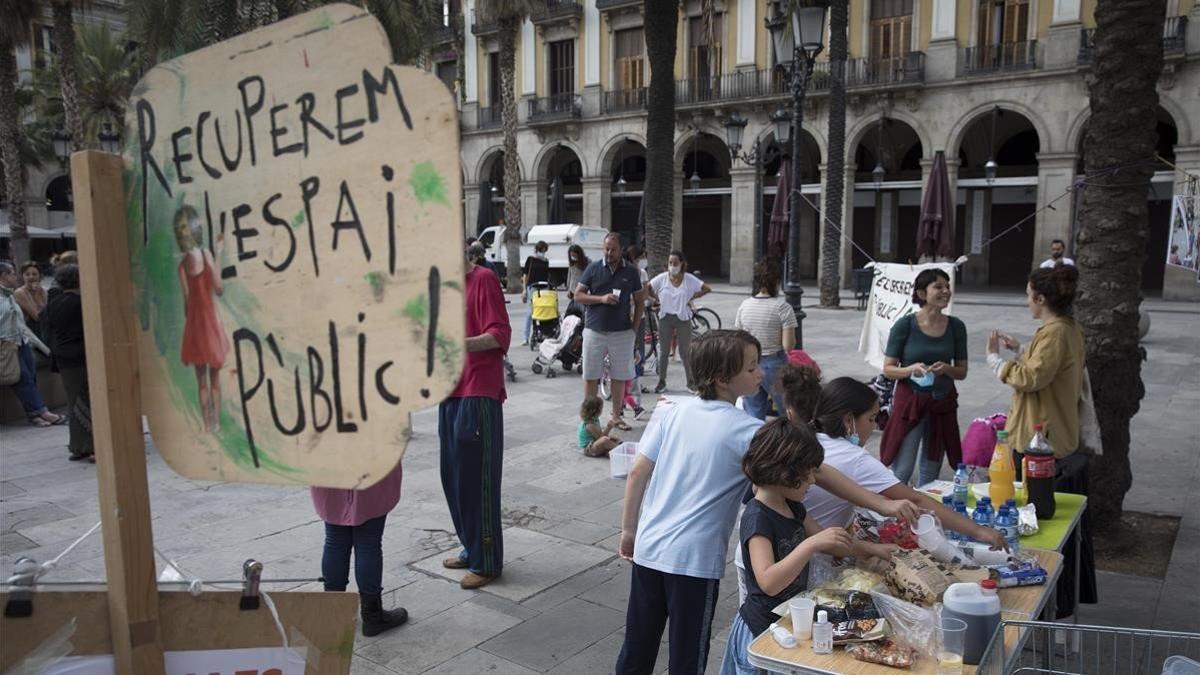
[616,332,922,673]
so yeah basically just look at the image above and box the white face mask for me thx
[535,251,547,260]
[668,264,681,276]
[638,259,648,271]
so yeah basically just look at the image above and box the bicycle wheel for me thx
[599,356,612,400]
[690,312,711,337]
[695,307,721,330]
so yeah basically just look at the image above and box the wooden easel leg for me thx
[71,150,165,674]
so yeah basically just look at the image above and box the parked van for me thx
[478,224,607,287]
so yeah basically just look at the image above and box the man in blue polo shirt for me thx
[574,232,646,430]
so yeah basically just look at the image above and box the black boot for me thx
[360,593,408,637]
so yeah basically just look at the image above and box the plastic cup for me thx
[612,289,622,301]
[937,617,967,675]
[788,597,816,641]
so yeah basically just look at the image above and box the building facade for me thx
[432,0,1200,298]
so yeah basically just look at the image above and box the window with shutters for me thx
[869,0,912,60]
[687,14,724,87]
[548,39,575,103]
[977,0,1030,66]
[487,51,500,108]
[613,28,644,92]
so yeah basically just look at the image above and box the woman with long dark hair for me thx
[879,268,968,486]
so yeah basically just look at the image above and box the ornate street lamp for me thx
[615,142,627,196]
[98,124,121,154]
[765,0,827,347]
[725,109,788,263]
[688,133,702,192]
[52,129,71,166]
[872,117,886,190]
[985,106,1000,185]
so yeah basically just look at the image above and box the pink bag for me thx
[961,414,1007,467]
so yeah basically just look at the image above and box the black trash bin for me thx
[852,268,874,310]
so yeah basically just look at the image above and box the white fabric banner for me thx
[858,262,959,370]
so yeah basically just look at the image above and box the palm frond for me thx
[475,0,542,25]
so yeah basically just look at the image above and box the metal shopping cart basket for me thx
[976,620,1200,675]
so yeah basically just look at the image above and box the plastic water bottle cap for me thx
[816,610,828,624]
[980,579,998,591]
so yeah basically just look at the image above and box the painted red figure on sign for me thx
[174,205,229,432]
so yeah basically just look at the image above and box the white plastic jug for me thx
[941,582,1001,665]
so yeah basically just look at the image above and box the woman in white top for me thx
[734,259,797,419]
[805,377,1006,548]
[647,250,710,393]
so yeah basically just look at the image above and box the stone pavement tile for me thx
[519,560,624,613]
[349,655,401,675]
[545,630,668,675]
[0,531,36,555]
[358,602,521,675]
[1077,571,1162,629]
[383,576,474,625]
[537,517,618,547]
[577,561,632,612]
[0,481,27,498]
[479,598,625,671]
[525,464,611,495]
[573,496,624,528]
[420,648,539,675]
[464,592,541,622]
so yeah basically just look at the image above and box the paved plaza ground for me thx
[2,283,1197,673]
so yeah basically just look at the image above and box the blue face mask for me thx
[847,432,861,446]
[911,371,935,388]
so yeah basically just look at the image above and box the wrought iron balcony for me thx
[596,0,640,10]
[528,93,581,122]
[846,53,925,88]
[424,23,456,48]
[961,40,1038,76]
[477,106,502,130]
[602,88,646,113]
[1079,16,1188,64]
[531,0,583,26]
[471,19,496,36]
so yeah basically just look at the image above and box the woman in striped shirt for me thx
[734,260,797,419]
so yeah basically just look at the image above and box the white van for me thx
[477,224,607,287]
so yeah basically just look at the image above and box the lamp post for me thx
[98,123,121,154]
[765,0,827,348]
[725,108,790,265]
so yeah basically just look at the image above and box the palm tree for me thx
[32,21,136,146]
[818,0,846,307]
[1076,0,1164,533]
[1,0,39,265]
[476,0,539,292]
[50,0,85,151]
[642,0,678,274]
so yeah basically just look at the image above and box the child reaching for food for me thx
[578,395,620,457]
[719,418,897,675]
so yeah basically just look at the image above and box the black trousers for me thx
[616,563,720,675]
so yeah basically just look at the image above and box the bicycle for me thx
[690,305,720,336]
[600,317,658,401]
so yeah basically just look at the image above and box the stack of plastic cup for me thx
[788,597,816,641]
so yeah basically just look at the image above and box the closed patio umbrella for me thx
[476,181,495,234]
[768,157,792,257]
[917,150,955,261]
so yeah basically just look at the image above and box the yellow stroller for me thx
[529,282,560,350]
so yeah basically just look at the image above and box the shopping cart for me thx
[976,620,1200,675]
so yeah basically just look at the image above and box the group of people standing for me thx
[1,253,93,461]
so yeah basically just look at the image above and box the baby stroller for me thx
[529,281,560,350]
[532,307,584,377]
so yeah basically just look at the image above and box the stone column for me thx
[962,188,991,285]
[1044,0,1083,69]
[798,178,818,279]
[672,169,684,250]
[1164,145,1200,301]
[581,176,607,230]
[464,183,480,237]
[926,0,958,82]
[729,166,757,285]
[521,179,541,233]
[1033,152,1077,268]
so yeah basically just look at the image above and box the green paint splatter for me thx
[365,271,385,301]
[292,210,305,227]
[402,294,428,327]
[410,162,448,206]
[434,335,461,374]
[441,280,462,292]
[315,11,334,30]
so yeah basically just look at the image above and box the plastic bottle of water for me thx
[953,462,970,506]
[1002,498,1021,554]
[973,496,994,533]
[954,499,970,537]
[942,495,959,541]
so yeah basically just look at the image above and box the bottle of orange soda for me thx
[989,430,1016,506]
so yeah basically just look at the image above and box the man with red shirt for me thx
[438,245,512,589]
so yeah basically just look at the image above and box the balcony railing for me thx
[1080,16,1188,63]
[602,88,646,113]
[531,0,583,24]
[961,40,1038,76]
[528,93,581,122]
[675,67,816,107]
[424,23,456,48]
[471,19,496,35]
[596,0,640,10]
[477,106,502,130]
[846,53,925,88]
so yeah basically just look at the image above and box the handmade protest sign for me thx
[123,4,465,487]
[857,262,957,370]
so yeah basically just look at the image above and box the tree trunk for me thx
[819,0,847,307]
[642,0,678,275]
[1078,0,1163,532]
[52,0,84,151]
[498,16,523,293]
[0,45,29,265]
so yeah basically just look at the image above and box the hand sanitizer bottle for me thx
[811,610,833,654]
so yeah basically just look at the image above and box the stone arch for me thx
[532,139,589,181]
[674,127,732,177]
[947,101,1052,158]
[475,145,524,185]
[847,109,933,161]
[596,131,648,177]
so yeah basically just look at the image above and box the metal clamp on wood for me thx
[240,559,263,610]
[4,557,40,617]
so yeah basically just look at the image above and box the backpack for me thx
[962,413,1008,467]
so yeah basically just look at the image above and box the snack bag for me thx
[845,639,919,668]
[883,549,957,606]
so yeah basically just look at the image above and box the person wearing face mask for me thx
[805,378,1005,549]
[520,241,551,346]
[647,250,711,394]
[879,268,968,487]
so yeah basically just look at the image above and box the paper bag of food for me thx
[883,549,958,606]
